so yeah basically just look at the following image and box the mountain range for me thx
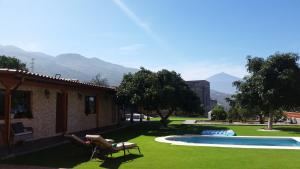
[206,72,241,94]
[206,72,241,110]
[0,45,137,85]
[0,45,241,109]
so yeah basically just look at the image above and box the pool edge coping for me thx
[155,135,300,150]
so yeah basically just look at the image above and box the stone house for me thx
[0,69,119,147]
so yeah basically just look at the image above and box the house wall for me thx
[67,91,97,133]
[0,83,119,142]
[0,84,59,139]
[98,93,118,127]
[67,91,119,133]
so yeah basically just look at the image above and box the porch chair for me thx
[86,134,141,159]
[11,122,33,144]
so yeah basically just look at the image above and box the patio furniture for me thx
[11,122,33,144]
[66,134,115,145]
[65,134,91,148]
[65,134,115,159]
[86,134,141,159]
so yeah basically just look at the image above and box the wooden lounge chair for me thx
[65,134,114,159]
[86,134,141,159]
[65,134,91,148]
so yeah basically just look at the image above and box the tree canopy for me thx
[0,55,28,71]
[211,105,227,121]
[231,52,300,129]
[90,73,109,87]
[117,68,203,125]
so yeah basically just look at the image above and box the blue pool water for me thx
[166,136,300,147]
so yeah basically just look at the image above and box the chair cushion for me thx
[85,135,114,143]
[105,139,114,143]
[85,134,114,148]
[114,142,137,150]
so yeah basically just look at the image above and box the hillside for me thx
[0,45,137,85]
[206,72,241,94]
[210,89,231,111]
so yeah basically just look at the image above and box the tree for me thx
[211,105,227,121]
[0,55,28,71]
[90,73,109,86]
[117,68,203,126]
[117,68,158,123]
[233,53,300,129]
[155,69,202,124]
[226,85,264,123]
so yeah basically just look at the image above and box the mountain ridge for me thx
[206,72,242,110]
[0,45,138,85]
[206,72,241,94]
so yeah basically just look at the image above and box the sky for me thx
[1,0,300,80]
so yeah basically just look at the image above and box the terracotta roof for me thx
[0,68,116,91]
[284,112,300,118]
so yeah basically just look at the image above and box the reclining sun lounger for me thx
[86,134,141,159]
[65,134,114,159]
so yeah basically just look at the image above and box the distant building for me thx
[284,112,300,124]
[186,80,211,116]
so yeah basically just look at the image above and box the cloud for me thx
[111,0,168,50]
[119,43,145,52]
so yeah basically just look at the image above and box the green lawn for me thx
[3,118,300,169]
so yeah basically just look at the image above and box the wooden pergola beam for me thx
[96,95,100,128]
[62,91,68,133]
[3,89,11,146]
[0,77,23,146]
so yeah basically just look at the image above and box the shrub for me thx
[211,105,227,120]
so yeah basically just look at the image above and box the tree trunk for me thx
[156,110,168,126]
[139,112,143,122]
[259,114,264,124]
[147,111,150,121]
[156,109,164,119]
[130,111,134,124]
[165,110,173,120]
[267,112,273,130]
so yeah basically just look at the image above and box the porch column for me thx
[0,76,23,146]
[4,89,11,146]
[62,91,68,133]
[95,95,100,128]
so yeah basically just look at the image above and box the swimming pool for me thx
[155,135,300,149]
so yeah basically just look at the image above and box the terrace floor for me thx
[0,164,65,169]
[0,122,134,160]
[2,117,300,169]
